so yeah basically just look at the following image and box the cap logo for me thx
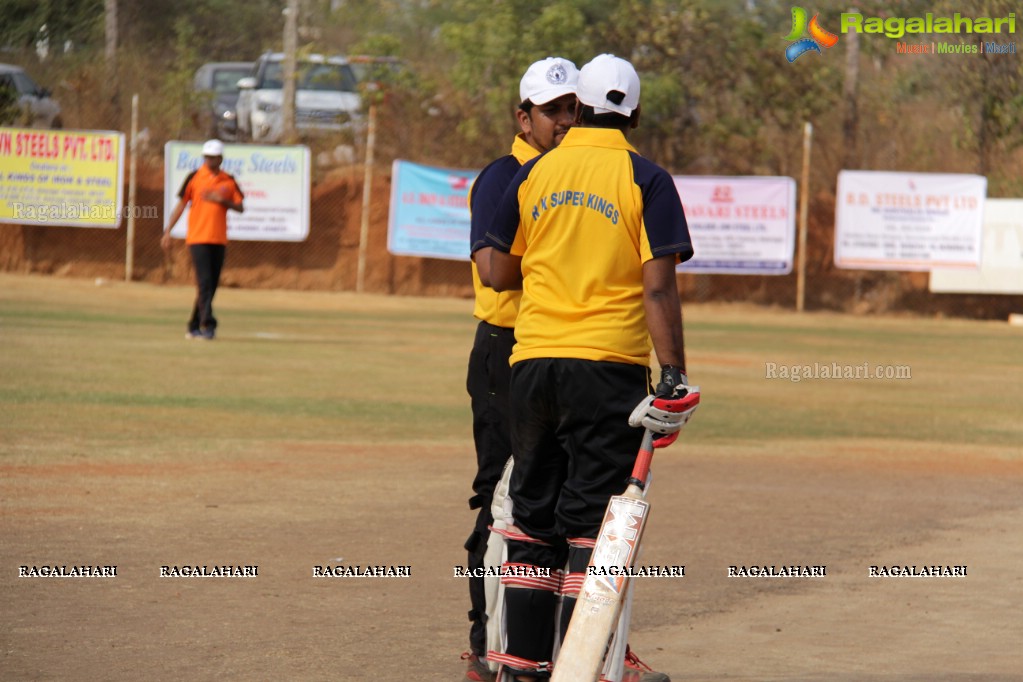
[545,63,568,85]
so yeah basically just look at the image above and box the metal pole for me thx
[282,0,299,144]
[125,93,138,282]
[356,102,376,293]
[104,0,118,112]
[796,121,812,312]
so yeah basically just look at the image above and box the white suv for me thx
[235,53,361,143]
[0,63,62,129]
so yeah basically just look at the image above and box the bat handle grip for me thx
[626,429,656,490]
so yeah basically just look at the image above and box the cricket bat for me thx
[551,429,657,682]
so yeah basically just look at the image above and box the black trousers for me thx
[188,244,226,333]
[508,358,651,543]
[464,320,515,655]
[502,358,651,672]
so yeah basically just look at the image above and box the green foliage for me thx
[163,16,204,140]
[117,0,283,62]
[0,82,19,125]
[0,0,103,50]
[2,276,1021,456]
[439,0,593,159]
[3,0,1022,188]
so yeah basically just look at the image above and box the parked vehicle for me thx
[235,52,361,143]
[193,61,253,140]
[0,63,62,128]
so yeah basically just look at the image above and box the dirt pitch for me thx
[2,274,1022,681]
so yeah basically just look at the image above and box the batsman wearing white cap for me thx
[482,54,697,682]
[463,57,578,682]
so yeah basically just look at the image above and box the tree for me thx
[0,0,104,52]
[439,0,598,163]
[931,0,1023,189]
[0,81,20,125]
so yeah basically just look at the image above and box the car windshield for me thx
[212,68,251,94]
[4,71,40,96]
[261,61,357,92]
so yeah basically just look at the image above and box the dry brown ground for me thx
[3,436,1021,681]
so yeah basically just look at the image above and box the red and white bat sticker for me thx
[588,496,649,594]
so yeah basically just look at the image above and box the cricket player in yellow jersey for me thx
[463,58,578,682]
[483,54,698,682]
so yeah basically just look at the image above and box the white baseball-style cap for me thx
[576,54,641,117]
[519,57,579,105]
[202,139,224,156]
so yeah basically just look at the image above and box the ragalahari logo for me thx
[784,7,839,62]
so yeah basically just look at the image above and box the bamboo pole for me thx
[796,121,812,312]
[125,93,138,282]
[356,102,377,293]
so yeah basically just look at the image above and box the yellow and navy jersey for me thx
[467,134,538,328]
[483,127,693,366]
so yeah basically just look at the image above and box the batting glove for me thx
[628,366,700,448]
[654,365,688,399]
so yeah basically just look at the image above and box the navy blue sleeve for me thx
[469,155,520,255]
[630,152,694,263]
[177,170,198,200]
[224,172,245,199]
[483,156,539,253]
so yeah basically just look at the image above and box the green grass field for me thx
[3,272,1022,681]
[2,272,1020,462]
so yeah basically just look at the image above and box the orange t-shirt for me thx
[178,165,244,245]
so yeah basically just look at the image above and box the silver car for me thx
[0,63,62,129]
[194,61,253,140]
[235,52,361,143]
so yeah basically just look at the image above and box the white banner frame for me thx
[0,127,125,228]
[674,175,797,275]
[164,141,310,242]
[835,170,986,271]
[930,198,1023,294]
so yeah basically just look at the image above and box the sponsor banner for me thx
[930,199,1023,294]
[387,159,476,261]
[835,170,986,271]
[675,176,797,275]
[0,127,124,228]
[385,162,796,271]
[164,141,310,242]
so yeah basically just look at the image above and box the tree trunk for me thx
[842,18,859,170]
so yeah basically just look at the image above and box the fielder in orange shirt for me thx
[162,139,244,340]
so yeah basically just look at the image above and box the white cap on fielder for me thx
[519,57,579,105]
[202,139,224,156]
[576,54,641,117]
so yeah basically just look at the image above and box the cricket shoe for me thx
[461,651,496,682]
[621,645,670,682]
